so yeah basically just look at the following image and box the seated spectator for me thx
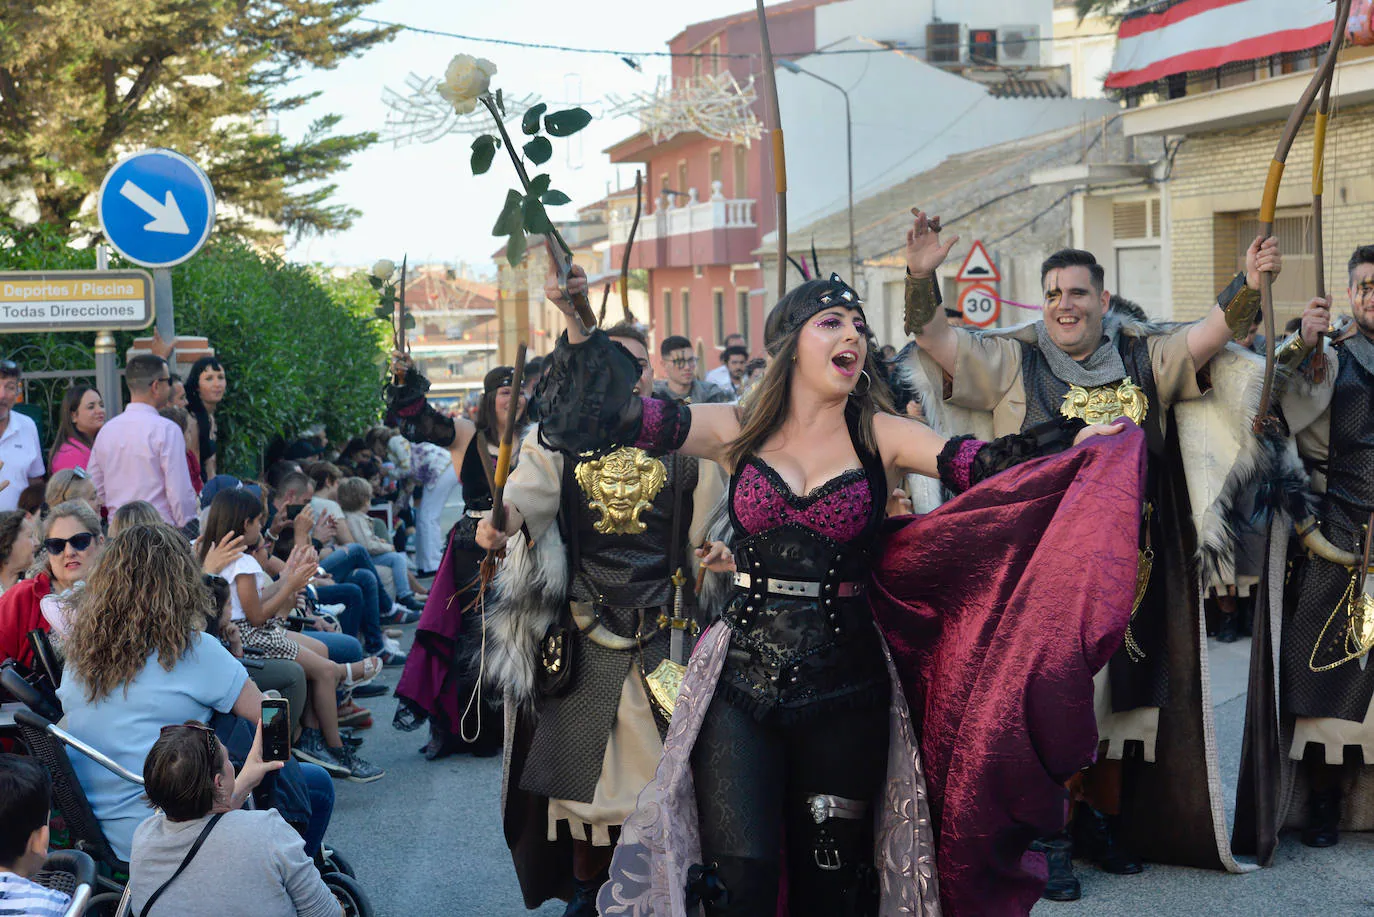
[16,483,44,523]
[129,722,339,917]
[44,467,100,517]
[0,500,103,666]
[336,437,371,471]
[0,511,33,594]
[56,523,334,860]
[109,500,163,538]
[200,490,383,782]
[0,754,70,917]
[160,405,203,496]
[48,384,105,474]
[304,463,353,547]
[336,477,425,610]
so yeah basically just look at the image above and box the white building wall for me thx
[814,0,1054,52]
[774,39,1119,234]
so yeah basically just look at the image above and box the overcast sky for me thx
[280,0,761,276]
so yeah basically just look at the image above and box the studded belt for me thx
[732,573,865,599]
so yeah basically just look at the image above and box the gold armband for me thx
[1218,271,1261,341]
[904,270,941,337]
[1273,330,1314,371]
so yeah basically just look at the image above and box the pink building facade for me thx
[607,0,830,363]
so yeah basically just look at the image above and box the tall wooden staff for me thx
[755,0,788,302]
[481,343,528,584]
[393,256,409,383]
[1254,0,1350,430]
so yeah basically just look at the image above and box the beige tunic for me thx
[920,322,1205,760]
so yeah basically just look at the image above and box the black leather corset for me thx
[719,525,887,722]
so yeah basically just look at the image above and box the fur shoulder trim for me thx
[484,524,569,706]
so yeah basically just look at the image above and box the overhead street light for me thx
[778,59,857,285]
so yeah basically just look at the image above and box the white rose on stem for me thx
[371,258,396,280]
[439,54,498,115]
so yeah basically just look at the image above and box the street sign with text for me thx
[959,283,1000,328]
[0,270,155,332]
[97,149,216,268]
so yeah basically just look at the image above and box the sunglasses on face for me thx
[44,532,96,554]
[670,357,698,368]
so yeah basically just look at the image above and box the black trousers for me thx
[690,692,890,916]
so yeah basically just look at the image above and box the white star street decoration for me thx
[606,71,763,146]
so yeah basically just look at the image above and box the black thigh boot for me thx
[692,695,785,916]
[783,705,889,917]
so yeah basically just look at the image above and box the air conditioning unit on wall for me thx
[998,24,1043,67]
[926,22,968,65]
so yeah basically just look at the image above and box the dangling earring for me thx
[850,370,871,397]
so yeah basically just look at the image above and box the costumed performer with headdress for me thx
[387,365,526,759]
[511,261,1147,916]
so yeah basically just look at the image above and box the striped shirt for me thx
[0,871,71,917]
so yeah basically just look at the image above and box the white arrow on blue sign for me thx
[97,149,216,269]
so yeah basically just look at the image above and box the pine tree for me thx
[0,0,397,241]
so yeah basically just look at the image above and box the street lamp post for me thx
[778,60,856,284]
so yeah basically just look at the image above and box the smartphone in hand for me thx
[261,698,291,762]
[285,505,304,521]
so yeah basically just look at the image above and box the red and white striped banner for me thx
[1105,0,1335,90]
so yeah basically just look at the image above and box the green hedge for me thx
[0,224,388,476]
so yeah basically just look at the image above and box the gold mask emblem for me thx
[1060,376,1149,426]
[574,447,668,535]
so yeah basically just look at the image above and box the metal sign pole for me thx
[93,244,124,414]
[152,267,175,342]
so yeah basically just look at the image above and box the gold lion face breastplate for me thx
[1059,376,1149,426]
[573,446,668,535]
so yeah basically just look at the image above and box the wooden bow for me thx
[755,0,788,302]
[601,170,643,325]
[1254,0,1351,431]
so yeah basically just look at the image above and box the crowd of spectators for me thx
[0,352,454,915]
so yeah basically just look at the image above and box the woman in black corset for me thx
[392,366,526,759]
[476,261,1141,917]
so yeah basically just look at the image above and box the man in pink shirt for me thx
[88,355,198,529]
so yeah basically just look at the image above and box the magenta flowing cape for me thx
[868,426,1147,916]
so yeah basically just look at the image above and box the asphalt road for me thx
[329,495,1370,916]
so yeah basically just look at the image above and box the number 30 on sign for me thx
[958,283,1000,328]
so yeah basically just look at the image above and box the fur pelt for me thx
[889,343,958,515]
[697,495,736,622]
[483,524,570,706]
[1178,344,1323,589]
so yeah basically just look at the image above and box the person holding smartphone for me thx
[128,718,341,917]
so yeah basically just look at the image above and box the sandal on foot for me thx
[342,656,383,689]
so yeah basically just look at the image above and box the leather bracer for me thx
[1217,271,1262,341]
[904,270,942,337]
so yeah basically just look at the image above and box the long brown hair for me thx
[724,281,894,471]
[47,385,97,464]
[197,489,262,564]
[65,524,211,703]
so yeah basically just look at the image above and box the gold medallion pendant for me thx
[574,447,668,534]
[1060,376,1149,425]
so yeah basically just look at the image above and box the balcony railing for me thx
[609,182,756,247]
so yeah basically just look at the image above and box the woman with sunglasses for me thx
[0,500,103,668]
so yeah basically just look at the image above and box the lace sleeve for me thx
[532,330,670,457]
[635,396,692,454]
[386,367,456,448]
[937,417,1085,494]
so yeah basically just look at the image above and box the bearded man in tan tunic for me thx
[903,209,1280,901]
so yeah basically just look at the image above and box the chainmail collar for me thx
[1340,329,1374,379]
[1033,313,1128,387]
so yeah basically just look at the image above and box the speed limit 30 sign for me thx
[959,283,1000,328]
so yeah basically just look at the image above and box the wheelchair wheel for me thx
[324,871,374,917]
[321,846,355,878]
[85,890,125,917]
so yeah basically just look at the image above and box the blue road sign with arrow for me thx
[97,149,216,269]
